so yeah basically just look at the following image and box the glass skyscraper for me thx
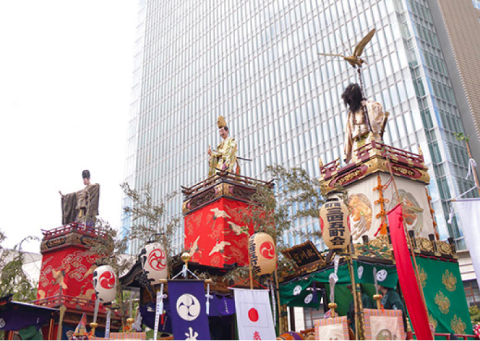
[123,0,477,255]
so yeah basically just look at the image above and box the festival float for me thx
[2,27,480,341]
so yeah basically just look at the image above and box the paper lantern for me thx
[93,265,117,303]
[248,232,276,276]
[319,197,350,250]
[140,242,168,283]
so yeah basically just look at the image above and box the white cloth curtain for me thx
[454,199,480,289]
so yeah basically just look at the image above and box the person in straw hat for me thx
[207,116,239,176]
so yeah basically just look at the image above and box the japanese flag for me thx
[233,289,276,340]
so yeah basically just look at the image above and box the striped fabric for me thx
[363,308,406,340]
[90,332,147,340]
[314,317,349,340]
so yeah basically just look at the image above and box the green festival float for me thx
[278,28,475,340]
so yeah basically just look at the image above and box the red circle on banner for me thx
[99,271,115,289]
[259,241,275,259]
[248,308,259,322]
[148,248,167,271]
[320,217,324,232]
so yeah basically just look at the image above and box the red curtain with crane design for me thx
[184,198,254,268]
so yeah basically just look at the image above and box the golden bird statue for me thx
[319,28,376,68]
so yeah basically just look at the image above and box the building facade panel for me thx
[124,0,476,254]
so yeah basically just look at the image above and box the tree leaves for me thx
[224,164,327,282]
[0,233,39,302]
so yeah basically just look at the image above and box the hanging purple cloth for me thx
[168,280,211,340]
[139,300,173,333]
[209,293,235,316]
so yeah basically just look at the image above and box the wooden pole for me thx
[347,247,364,340]
[288,306,296,332]
[248,258,253,290]
[274,268,283,334]
[48,316,55,340]
[56,305,66,340]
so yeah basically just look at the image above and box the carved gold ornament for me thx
[450,315,466,335]
[435,291,450,315]
[417,237,434,252]
[436,241,453,256]
[442,270,457,292]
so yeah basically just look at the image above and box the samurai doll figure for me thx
[207,116,239,176]
[342,83,388,164]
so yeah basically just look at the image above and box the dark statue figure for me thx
[59,170,100,225]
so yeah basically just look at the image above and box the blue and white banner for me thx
[233,288,276,340]
[168,280,211,340]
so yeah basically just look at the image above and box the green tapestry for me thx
[415,257,473,336]
[279,263,351,307]
[310,263,352,284]
[353,261,398,289]
[287,286,322,309]
[280,262,396,308]
[280,276,314,306]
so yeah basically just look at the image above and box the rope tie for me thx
[466,158,477,180]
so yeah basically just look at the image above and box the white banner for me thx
[454,199,480,289]
[105,309,111,339]
[233,289,276,340]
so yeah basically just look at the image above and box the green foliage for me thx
[84,183,179,329]
[87,218,134,326]
[470,305,480,324]
[240,181,291,246]
[0,231,39,302]
[121,182,180,267]
[224,164,326,282]
[267,164,325,220]
[455,132,470,143]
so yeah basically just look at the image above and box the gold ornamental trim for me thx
[370,235,390,248]
[417,237,434,253]
[436,241,454,256]
[337,168,365,186]
[391,164,416,177]
[322,158,430,194]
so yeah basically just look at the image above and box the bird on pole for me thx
[318,28,376,68]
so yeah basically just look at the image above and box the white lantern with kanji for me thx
[248,232,276,276]
[140,242,168,283]
[93,265,117,303]
[319,197,350,250]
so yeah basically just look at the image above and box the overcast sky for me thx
[0,1,139,252]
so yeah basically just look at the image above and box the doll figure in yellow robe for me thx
[342,83,388,164]
[207,116,239,176]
